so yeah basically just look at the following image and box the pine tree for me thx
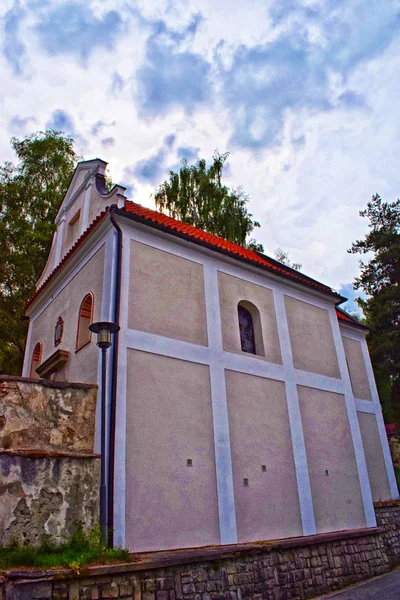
[349,194,400,422]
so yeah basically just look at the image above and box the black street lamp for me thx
[89,321,120,544]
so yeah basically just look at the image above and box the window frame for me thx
[30,341,42,378]
[75,292,94,352]
[237,300,265,357]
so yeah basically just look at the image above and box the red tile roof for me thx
[123,200,343,299]
[336,306,369,331]
[26,200,365,332]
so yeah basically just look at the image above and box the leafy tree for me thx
[0,131,79,375]
[154,151,264,251]
[349,194,400,422]
[274,247,302,271]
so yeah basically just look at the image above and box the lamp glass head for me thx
[89,321,120,349]
[97,325,112,348]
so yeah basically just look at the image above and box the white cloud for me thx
[1,0,399,299]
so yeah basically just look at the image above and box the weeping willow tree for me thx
[154,151,263,251]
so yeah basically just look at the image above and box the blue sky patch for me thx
[3,2,26,75]
[35,4,122,61]
[46,110,74,133]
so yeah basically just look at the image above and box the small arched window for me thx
[238,305,256,354]
[30,342,42,378]
[76,293,94,351]
[237,301,264,356]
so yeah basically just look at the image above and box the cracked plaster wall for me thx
[0,453,100,546]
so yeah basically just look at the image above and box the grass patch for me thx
[0,523,131,572]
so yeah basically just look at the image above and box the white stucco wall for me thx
[285,296,340,378]
[298,385,366,533]
[128,241,208,346]
[357,411,391,502]
[25,245,105,384]
[125,350,220,552]
[226,370,302,542]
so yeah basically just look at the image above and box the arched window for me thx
[237,301,264,356]
[238,305,256,354]
[30,342,42,378]
[76,293,94,351]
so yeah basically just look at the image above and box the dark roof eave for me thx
[336,307,370,332]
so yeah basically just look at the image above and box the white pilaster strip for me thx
[329,312,377,526]
[355,399,376,414]
[274,290,316,536]
[360,338,399,499]
[22,320,33,377]
[54,216,66,266]
[80,182,93,235]
[113,229,131,546]
[125,330,210,365]
[203,263,237,544]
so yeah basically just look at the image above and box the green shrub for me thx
[0,523,131,571]
[395,466,400,492]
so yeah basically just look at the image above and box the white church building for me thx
[23,159,399,551]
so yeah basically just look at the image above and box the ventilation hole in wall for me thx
[187,459,193,467]
[261,465,267,472]
[325,469,329,476]
[243,478,249,487]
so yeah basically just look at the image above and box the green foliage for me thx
[395,466,400,492]
[0,131,79,375]
[0,523,130,571]
[344,309,366,323]
[274,247,302,271]
[154,151,264,251]
[349,194,400,422]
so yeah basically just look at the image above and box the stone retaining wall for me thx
[0,375,97,453]
[0,375,99,547]
[0,528,390,600]
[375,500,400,567]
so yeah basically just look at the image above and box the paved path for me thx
[315,567,400,599]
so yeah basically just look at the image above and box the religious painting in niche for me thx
[54,316,64,347]
[238,305,256,354]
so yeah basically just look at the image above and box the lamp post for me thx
[89,321,120,544]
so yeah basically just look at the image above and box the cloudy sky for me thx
[1,0,400,310]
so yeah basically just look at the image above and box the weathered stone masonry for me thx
[375,500,400,567]
[0,376,100,546]
[0,528,394,600]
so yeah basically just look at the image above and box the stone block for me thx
[113,575,130,585]
[100,583,119,598]
[79,587,95,600]
[32,582,52,598]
